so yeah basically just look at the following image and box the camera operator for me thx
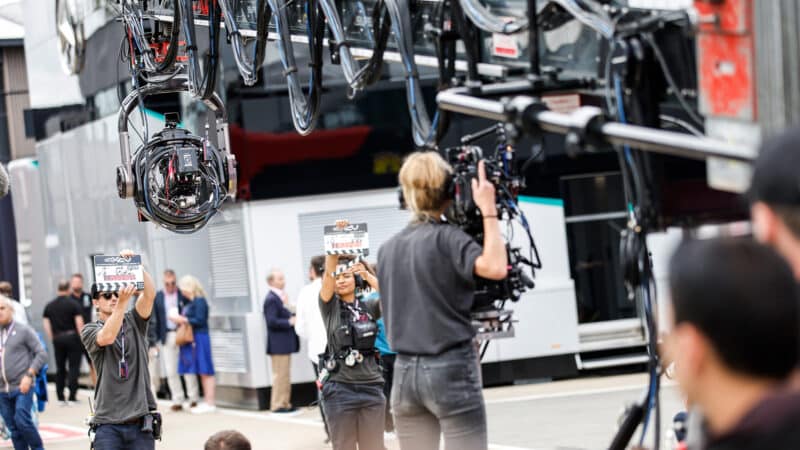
[377,151,507,450]
[319,222,384,450]
[80,250,159,449]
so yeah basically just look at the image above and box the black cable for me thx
[643,32,703,127]
[154,0,181,72]
[200,0,221,100]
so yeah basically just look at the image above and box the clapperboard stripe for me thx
[326,249,366,255]
[95,282,144,292]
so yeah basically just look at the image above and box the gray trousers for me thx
[322,381,385,450]
[392,342,488,450]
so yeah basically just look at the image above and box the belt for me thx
[120,416,143,425]
[54,330,77,338]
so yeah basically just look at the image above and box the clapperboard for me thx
[324,223,369,256]
[93,255,145,292]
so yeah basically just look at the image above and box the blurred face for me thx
[70,277,83,295]
[0,302,13,325]
[662,304,709,406]
[335,270,355,297]
[164,274,177,294]
[180,288,194,300]
[751,202,777,245]
[94,291,119,318]
[269,272,286,290]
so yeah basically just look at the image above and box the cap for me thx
[748,127,800,206]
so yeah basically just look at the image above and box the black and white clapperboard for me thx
[93,255,145,292]
[324,223,370,256]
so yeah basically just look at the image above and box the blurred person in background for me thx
[264,268,299,413]
[173,275,216,414]
[159,270,196,410]
[69,273,96,386]
[204,430,251,450]
[0,295,46,450]
[664,238,800,450]
[0,282,28,325]
[43,280,84,405]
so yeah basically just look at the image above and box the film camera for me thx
[443,130,541,340]
[117,112,236,233]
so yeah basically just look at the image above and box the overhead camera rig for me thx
[116,74,237,234]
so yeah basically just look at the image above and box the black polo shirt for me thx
[43,296,83,335]
[71,292,93,324]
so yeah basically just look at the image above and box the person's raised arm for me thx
[95,284,136,347]
[135,262,156,320]
[352,263,379,292]
[472,161,508,280]
[320,254,339,303]
[320,219,348,303]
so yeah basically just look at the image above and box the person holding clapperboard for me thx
[81,250,161,449]
[318,220,385,450]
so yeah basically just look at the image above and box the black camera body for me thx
[443,144,539,339]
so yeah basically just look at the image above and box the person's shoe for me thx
[384,431,396,441]
[58,400,68,407]
[170,404,183,412]
[190,403,216,414]
[67,400,79,406]
[189,401,198,408]
[272,407,298,413]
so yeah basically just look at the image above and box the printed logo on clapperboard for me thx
[93,255,145,292]
[324,223,370,256]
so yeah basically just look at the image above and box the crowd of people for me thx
[1,127,800,450]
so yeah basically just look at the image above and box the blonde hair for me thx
[178,275,208,298]
[398,151,452,221]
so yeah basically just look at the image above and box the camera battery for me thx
[176,147,200,174]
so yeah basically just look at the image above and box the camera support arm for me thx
[436,87,756,163]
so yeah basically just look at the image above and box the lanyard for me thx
[115,322,127,363]
[0,322,14,353]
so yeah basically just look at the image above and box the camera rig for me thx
[116,75,237,233]
[443,124,541,342]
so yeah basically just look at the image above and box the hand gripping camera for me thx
[116,76,237,233]
[444,132,541,340]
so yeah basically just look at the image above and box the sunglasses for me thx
[165,281,176,287]
[99,292,118,300]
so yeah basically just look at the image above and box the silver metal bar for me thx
[436,89,511,122]
[437,88,757,163]
[601,122,755,162]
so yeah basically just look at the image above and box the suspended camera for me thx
[444,125,541,340]
[116,76,237,233]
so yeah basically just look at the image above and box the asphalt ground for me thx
[5,372,683,450]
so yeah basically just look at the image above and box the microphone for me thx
[0,163,9,198]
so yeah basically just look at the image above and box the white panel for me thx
[490,198,579,361]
